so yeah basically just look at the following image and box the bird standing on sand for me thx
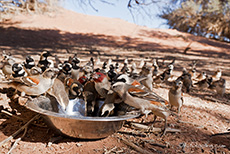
[210,78,226,96]
[212,69,222,82]
[168,80,184,113]
[139,66,153,91]
[1,52,15,78]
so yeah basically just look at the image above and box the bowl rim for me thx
[25,99,140,122]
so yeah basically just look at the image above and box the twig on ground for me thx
[1,110,24,120]
[7,127,28,154]
[140,139,166,148]
[116,135,152,154]
[165,127,181,133]
[129,122,151,131]
[118,130,146,137]
[127,122,181,134]
[0,114,40,147]
[104,146,118,154]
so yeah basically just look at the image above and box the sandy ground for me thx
[0,9,229,154]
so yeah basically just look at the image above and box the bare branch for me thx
[88,0,98,12]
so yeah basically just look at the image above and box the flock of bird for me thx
[0,50,226,136]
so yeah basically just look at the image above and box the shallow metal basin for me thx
[25,96,140,139]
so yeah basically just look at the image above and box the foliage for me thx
[0,0,59,20]
[160,0,230,41]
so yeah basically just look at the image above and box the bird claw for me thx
[160,128,167,137]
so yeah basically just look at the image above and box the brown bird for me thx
[64,77,83,99]
[194,75,212,89]
[0,68,59,96]
[177,69,193,93]
[1,53,15,78]
[168,80,184,113]
[195,71,206,82]
[83,81,100,116]
[112,82,170,136]
[100,89,123,116]
[139,66,153,91]
[92,72,111,98]
[210,78,226,96]
[47,78,69,110]
[212,69,222,82]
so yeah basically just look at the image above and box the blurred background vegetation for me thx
[1,0,230,42]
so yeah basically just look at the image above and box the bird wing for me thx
[127,86,169,106]
[20,76,40,86]
[6,76,39,86]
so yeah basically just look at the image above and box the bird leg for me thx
[160,119,167,137]
[152,115,157,123]
[150,115,158,129]
[178,105,182,114]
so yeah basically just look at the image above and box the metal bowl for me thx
[25,96,140,139]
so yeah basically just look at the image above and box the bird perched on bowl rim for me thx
[47,78,69,110]
[92,72,111,98]
[107,64,118,82]
[168,80,184,113]
[111,81,170,136]
[83,80,100,116]
[23,55,36,76]
[114,75,170,107]
[64,76,83,99]
[0,67,59,96]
